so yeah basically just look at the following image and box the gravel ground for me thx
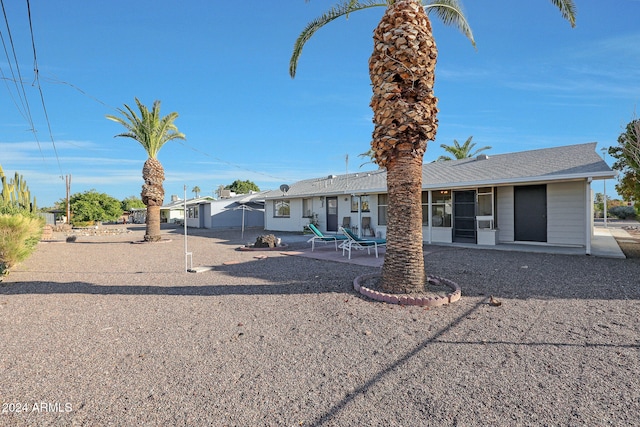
[1,224,639,426]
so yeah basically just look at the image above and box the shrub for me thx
[0,214,44,277]
[608,205,637,220]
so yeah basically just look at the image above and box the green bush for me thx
[608,205,637,220]
[0,214,44,277]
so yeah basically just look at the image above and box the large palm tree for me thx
[106,98,185,242]
[437,136,490,161]
[292,0,575,293]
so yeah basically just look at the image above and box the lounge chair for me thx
[307,223,348,251]
[340,227,386,259]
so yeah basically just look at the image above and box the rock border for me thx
[353,273,461,307]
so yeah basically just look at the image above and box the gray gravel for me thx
[1,224,639,426]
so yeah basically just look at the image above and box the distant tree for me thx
[226,180,260,194]
[609,114,640,205]
[192,186,201,198]
[106,98,185,242]
[70,190,122,224]
[215,185,225,198]
[121,196,146,211]
[437,136,491,161]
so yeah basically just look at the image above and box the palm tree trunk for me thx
[369,0,438,293]
[141,157,165,242]
[145,205,161,242]
[382,154,425,292]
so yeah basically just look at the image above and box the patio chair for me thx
[307,223,348,251]
[361,216,373,237]
[340,227,387,259]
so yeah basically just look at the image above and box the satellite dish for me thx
[279,184,290,193]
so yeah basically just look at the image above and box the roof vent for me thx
[328,174,337,179]
[476,154,489,161]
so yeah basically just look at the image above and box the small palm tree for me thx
[437,136,490,161]
[192,186,201,198]
[291,0,576,294]
[106,98,185,242]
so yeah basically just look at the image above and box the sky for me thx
[1,0,639,207]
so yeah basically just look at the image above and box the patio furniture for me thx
[340,227,387,259]
[343,216,357,234]
[361,216,373,237]
[307,223,348,251]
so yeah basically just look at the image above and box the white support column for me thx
[427,190,433,244]
[586,178,592,255]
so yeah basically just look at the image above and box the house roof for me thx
[264,143,615,199]
[161,196,213,210]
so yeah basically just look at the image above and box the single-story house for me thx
[263,143,616,253]
[160,195,190,224]
[164,192,266,229]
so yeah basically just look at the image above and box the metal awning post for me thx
[184,185,192,273]
[357,195,362,238]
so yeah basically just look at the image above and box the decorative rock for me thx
[254,234,277,248]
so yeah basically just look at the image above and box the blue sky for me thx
[1,0,639,207]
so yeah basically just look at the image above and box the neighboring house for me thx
[263,143,615,253]
[129,208,147,224]
[160,195,189,224]
[164,192,266,229]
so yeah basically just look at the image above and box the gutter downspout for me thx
[586,178,592,255]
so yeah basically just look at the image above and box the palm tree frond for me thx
[106,98,185,159]
[290,0,387,78]
[547,0,577,27]
[425,0,475,48]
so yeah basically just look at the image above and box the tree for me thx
[192,186,201,198]
[215,185,226,198]
[106,98,185,242]
[437,136,490,161]
[609,115,640,205]
[69,189,122,224]
[226,180,260,194]
[121,196,146,211]
[291,0,575,293]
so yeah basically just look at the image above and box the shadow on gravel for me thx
[0,280,348,296]
[309,299,486,426]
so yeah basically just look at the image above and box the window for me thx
[302,198,312,218]
[377,194,388,226]
[477,187,494,229]
[477,187,493,216]
[351,195,370,212]
[421,192,429,225]
[431,190,451,227]
[187,206,198,219]
[274,200,290,217]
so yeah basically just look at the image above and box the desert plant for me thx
[0,213,44,277]
[609,205,636,220]
[0,165,37,214]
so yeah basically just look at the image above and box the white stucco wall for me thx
[547,181,586,246]
[497,186,515,243]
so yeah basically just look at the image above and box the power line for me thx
[26,0,63,177]
[0,0,45,162]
